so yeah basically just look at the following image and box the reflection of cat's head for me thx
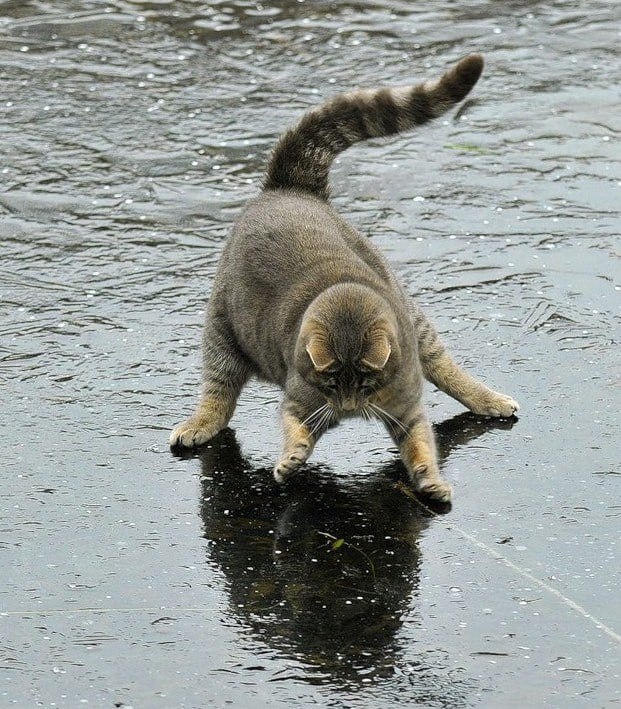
[294,283,402,413]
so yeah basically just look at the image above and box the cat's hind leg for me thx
[413,306,519,417]
[170,320,250,449]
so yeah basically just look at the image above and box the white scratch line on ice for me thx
[409,492,621,645]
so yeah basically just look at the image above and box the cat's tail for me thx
[263,54,483,201]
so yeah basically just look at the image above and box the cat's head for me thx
[295,285,400,412]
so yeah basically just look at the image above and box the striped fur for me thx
[171,52,520,502]
[264,54,484,200]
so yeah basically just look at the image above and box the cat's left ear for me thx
[361,333,391,371]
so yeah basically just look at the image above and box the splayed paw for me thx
[273,447,310,484]
[468,391,519,418]
[169,419,219,448]
[416,477,453,503]
[408,460,452,503]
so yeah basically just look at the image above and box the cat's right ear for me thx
[306,336,335,372]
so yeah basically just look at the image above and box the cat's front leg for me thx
[274,410,315,483]
[273,397,331,483]
[382,403,452,503]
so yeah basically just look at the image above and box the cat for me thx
[170,53,519,502]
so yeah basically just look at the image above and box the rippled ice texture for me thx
[1,1,620,707]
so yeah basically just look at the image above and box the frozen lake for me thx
[1,1,619,706]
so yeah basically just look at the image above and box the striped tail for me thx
[263,54,484,201]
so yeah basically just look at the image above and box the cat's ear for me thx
[361,333,391,371]
[306,336,335,372]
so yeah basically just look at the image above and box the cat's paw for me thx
[169,419,219,448]
[416,477,453,503]
[273,452,307,484]
[273,438,312,483]
[407,459,452,503]
[468,391,519,418]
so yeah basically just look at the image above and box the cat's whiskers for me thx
[362,404,383,436]
[368,403,390,430]
[368,402,410,439]
[302,404,329,428]
[312,416,330,436]
[309,404,334,436]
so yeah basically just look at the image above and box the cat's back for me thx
[233,190,351,255]
[223,190,387,287]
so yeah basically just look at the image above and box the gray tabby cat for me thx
[170,54,519,502]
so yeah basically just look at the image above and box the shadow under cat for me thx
[189,413,516,693]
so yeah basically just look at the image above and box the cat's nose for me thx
[341,398,357,411]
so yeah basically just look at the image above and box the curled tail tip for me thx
[439,53,484,102]
[458,52,484,79]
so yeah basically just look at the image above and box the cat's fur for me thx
[170,54,519,502]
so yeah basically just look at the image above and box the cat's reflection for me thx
[196,413,515,685]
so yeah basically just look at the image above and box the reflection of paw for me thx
[169,419,218,448]
[273,451,307,484]
[416,477,453,503]
[469,392,519,418]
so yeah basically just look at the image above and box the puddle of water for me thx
[1,1,620,707]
